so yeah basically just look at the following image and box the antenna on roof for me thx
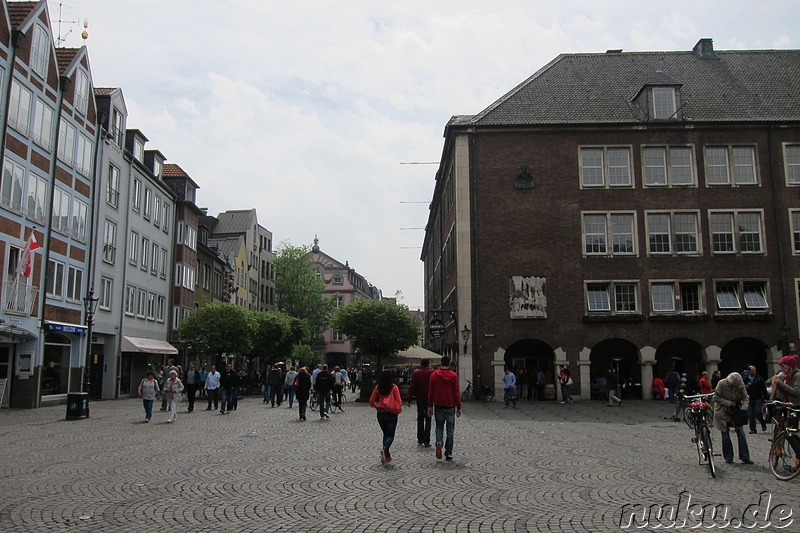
[51,1,81,46]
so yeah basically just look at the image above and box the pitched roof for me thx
[466,43,800,126]
[7,2,36,28]
[214,209,257,235]
[94,87,118,96]
[162,163,189,178]
[55,48,79,74]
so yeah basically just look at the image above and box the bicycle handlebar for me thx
[682,393,715,401]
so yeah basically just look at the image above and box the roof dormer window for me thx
[31,24,49,78]
[652,87,677,119]
[134,138,145,162]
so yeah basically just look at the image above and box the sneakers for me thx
[380,448,386,465]
[741,459,754,465]
[435,444,443,460]
[445,455,453,461]
[423,443,431,448]
[323,413,330,419]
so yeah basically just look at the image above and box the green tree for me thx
[251,310,308,363]
[179,303,257,368]
[274,243,335,346]
[330,299,420,370]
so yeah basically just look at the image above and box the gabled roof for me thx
[7,2,37,29]
[55,47,79,74]
[465,41,800,126]
[94,87,118,96]
[214,209,257,235]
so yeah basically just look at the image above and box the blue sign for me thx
[47,323,88,335]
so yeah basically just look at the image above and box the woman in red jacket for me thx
[370,370,402,465]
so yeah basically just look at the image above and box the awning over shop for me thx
[121,336,178,355]
[44,320,87,335]
[0,323,38,341]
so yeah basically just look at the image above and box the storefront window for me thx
[42,333,70,395]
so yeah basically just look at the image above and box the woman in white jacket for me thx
[164,370,184,423]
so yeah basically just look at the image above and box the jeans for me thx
[560,383,572,403]
[377,411,398,457]
[143,399,154,421]
[186,384,198,411]
[434,406,456,456]
[286,385,295,407]
[318,391,331,416]
[607,388,621,406]
[221,387,234,412]
[206,388,219,409]
[748,398,765,431]
[415,400,431,445]
[720,426,751,462]
[504,387,516,407]
[262,384,270,402]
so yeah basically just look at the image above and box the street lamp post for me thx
[83,290,99,396]
[461,324,471,354]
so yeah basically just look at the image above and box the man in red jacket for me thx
[427,356,462,461]
[407,358,434,447]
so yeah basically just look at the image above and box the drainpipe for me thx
[469,127,479,385]
[767,125,791,355]
[36,74,69,404]
[0,30,23,169]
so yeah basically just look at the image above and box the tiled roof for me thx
[55,48,79,74]
[467,45,800,126]
[163,163,188,177]
[214,209,257,235]
[94,87,118,96]
[7,2,36,28]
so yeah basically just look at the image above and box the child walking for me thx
[370,370,403,465]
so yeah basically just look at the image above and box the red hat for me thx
[778,355,799,367]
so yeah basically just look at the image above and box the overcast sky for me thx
[51,0,799,311]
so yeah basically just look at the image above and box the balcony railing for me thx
[4,280,38,316]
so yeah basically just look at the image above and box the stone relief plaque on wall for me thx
[509,276,547,319]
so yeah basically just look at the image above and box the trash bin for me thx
[65,392,89,420]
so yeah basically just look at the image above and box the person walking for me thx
[713,371,753,464]
[502,368,517,408]
[333,366,349,408]
[137,371,160,423]
[536,369,546,401]
[284,366,298,408]
[295,367,312,421]
[183,361,201,412]
[198,364,208,398]
[606,368,622,407]
[260,365,270,404]
[370,370,403,465]
[219,363,238,414]
[558,365,574,404]
[745,365,768,434]
[314,365,334,419]
[427,356,462,461]
[160,358,178,411]
[164,370,184,423]
[665,368,681,404]
[407,358,434,447]
[204,364,221,411]
[267,366,284,407]
[698,371,712,395]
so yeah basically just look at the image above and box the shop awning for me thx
[45,320,88,335]
[121,336,178,355]
[0,323,38,341]
[387,345,442,365]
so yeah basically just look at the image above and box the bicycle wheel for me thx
[769,432,800,481]
[461,388,472,402]
[310,395,318,412]
[700,425,716,478]
[338,394,347,412]
[483,390,494,402]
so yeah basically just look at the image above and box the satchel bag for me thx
[729,406,748,427]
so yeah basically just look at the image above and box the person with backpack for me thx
[137,371,160,423]
[370,370,402,465]
[314,365,334,419]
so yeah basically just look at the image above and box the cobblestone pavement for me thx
[0,394,795,532]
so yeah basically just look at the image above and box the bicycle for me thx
[331,391,347,413]
[310,391,318,411]
[683,393,718,478]
[461,380,494,402]
[765,401,800,481]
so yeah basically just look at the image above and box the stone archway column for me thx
[705,344,721,376]
[553,347,567,402]
[640,346,656,400]
[491,348,506,402]
[768,345,783,373]
[578,347,591,401]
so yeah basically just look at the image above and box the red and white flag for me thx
[16,233,40,278]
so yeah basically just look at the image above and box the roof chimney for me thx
[693,38,716,59]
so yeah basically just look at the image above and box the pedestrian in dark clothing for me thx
[745,365,768,433]
[267,366,284,407]
[183,361,201,412]
[407,358,434,447]
[315,365,334,419]
[605,368,622,407]
[295,367,312,421]
[219,364,238,414]
[665,369,681,403]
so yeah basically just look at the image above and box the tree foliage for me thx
[179,303,257,364]
[251,310,308,362]
[274,243,335,344]
[330,299,420,368]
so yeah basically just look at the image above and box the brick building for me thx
[422,39,800,399]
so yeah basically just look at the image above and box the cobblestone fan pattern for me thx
[0,397,793,532]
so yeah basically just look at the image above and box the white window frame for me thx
[157,296,165,322]
[51,187,70,234]
[103,220,117,264]
[106,164,120,208]
[141,237,149,270]
[1,158,26,211]
[785,144,800,185]
[151,243,159,275]
[652,87,676,119]
[714,280,769,311]
[45,259,65,299]
[709,210,764,255]
[57,120,76,166]
[25,172,48,223]
[705,146,758,186]
[8,81,31,135]
[143,188,152,220]
[31,24,49,78]
[642,146,695,187]
[579,146,632,188]
[585,281,639,314]
[582,212,636,256]
[66,266,83,303]
[71,197,88,242]
[646,211,700,255]
[129,230,139,265]
[76,134,93,177]
[137,289,147,318]
[125,285,136,315]
[160,248,168,278]
[75,69,89,116]
[153,196,161,227]
[112,109,124,147]
[133,139,144,162]
[650,281,704,314]
[132,179,141,212]
[147,292,156,320]
[791,209,800,254]
[99,277,113,310]
[32,99,54,150]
